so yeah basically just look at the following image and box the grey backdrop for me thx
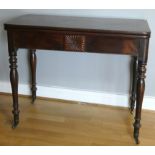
[0,10,155,96]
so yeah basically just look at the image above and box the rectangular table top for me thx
[4,14,151,36]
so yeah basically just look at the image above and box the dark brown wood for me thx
[134,62,146,144]
[130,57,138,113]
[4,15,151,144]
[29,49,37,102]
[10,30,140,55]
[4,15,150,36]
[7,31,19,128]
[133,38,149,144]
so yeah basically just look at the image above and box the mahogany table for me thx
[4,15,151,144]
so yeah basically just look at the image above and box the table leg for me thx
[29,49,37,103]
[133,61,146,144]
[130,57,138,113]
[9,49,19,128]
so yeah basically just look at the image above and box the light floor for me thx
[0,93,155,146]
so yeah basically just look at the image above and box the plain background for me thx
[0,9,155,97]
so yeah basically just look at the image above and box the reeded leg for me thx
[29,49,37,103]
[9,49,19,128]
[133,61,146,144]
[130,57,138,113]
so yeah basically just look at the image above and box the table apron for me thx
[11,30,139,56]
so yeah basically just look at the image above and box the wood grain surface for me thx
[0,93,155,146]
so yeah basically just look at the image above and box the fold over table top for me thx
[4,14,151,36]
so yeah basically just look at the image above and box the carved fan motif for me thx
[64,35,85,52]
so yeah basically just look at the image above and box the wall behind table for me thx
[0,10,155,109]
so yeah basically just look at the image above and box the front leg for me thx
[9,49,19,128]
[133,61,146,144]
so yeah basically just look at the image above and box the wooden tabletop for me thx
[4,14,151,36]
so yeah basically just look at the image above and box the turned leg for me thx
[29,49,37,102]
[9,49,19,128]
[133,61,146,144]
[130,57,138,113]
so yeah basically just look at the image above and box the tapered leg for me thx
[29,49,37,102]
[133,61,146,144]
[130,57,138,113]
[9,49,19,128]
